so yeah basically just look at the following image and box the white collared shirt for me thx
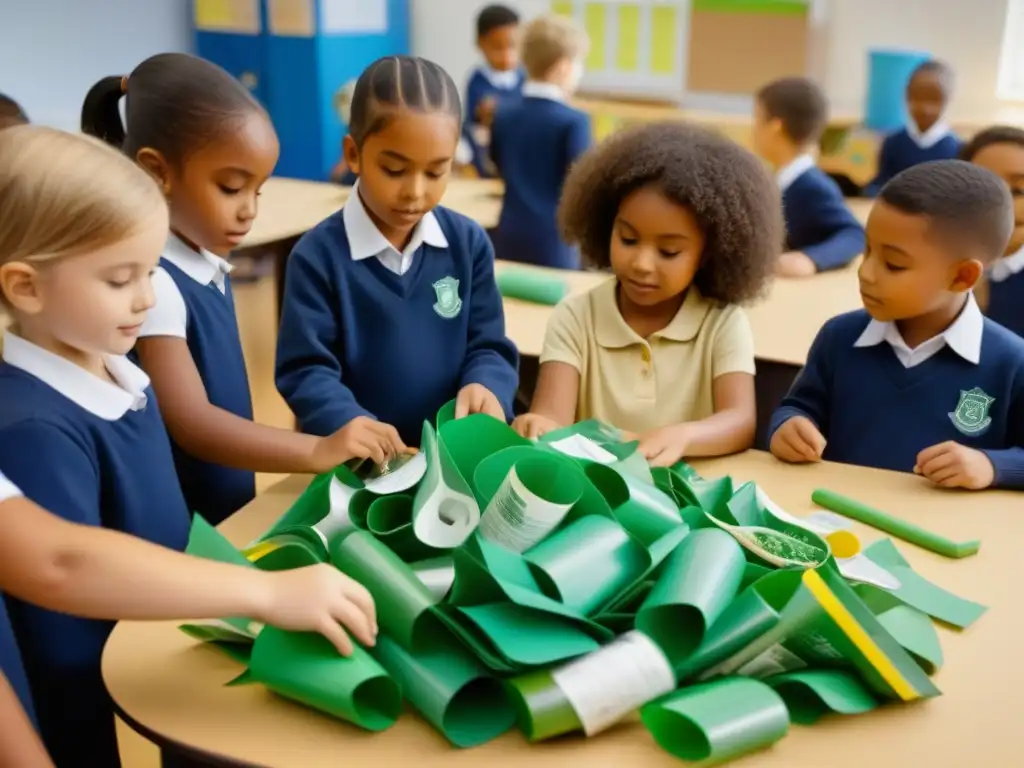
[2,331,150,420]
[989,246,1024,283]
[906,119,952,150]
[776,153,816,193]
[139,234,235,340]
[481,65,521,91]
[343,182,448,276]
[0,471,20,502]
[522,81,566,102]
[853,293,984,368]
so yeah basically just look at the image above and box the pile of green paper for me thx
[180,405,986,763]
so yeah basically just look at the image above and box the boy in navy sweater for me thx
[490,14,591,269]
[770,160,1024,491]
[960,126,1024,338]
[464,5,525,178]
[753,77,865,277]
[865,60,962,197]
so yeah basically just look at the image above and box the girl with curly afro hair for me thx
[512,121,783,465]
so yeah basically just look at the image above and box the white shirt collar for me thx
[989,245,1024,283]
[522,81,566,102]
[2,331,150,420]
[342,181,448,263]
[777,154,816,193]
[906,120,951,150]
[162,233,234,294]
[481,65,521,90]
[854,293,984,367]
[0,471,20,502]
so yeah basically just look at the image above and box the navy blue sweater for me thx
[989,271,1024,339]
[491,95,592,269]
[769,311,1024,489]
[865,128,963,196]
[276,206,519,445]
[783,166,865,271]
[0,367,189,767]
[464,67,525,178]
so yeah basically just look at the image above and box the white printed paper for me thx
[314,476,360,539]
[320,0,387,34]
[735,643,807,679]
[548,434,618,464]
[551,631,676,736]
[362,452,427,495]
[478,465,573,553]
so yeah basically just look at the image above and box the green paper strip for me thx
[812,489,980,558]
[178,624,254,665]
[876,605,944,674]
[766,669,880,725]
[641,677,790,765]
[495,269,568,305]
[247,627,401,732]
[244,528,328,571]
[688,475,735,515]
[585,463,684,546]
[439,414,531,505]
[455,603,600,667]
[411,556,455,601]
[370,633,514,748]
[505,669,582,742]
[635,528,746,667]
[413,421,480,549]
[363,494,440,563]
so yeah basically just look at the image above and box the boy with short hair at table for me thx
[865,60,962,197]
[464,4,525,178]
[753,77,865,277]
[490,14,591,269]
[960,126,1024,338]
[770,160,1024,491]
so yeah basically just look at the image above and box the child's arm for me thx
[455,226,520,420]
[565,112,593,169]
[768,322,835,463]
[0,469,376,655]
[785,195,865,274]
[0,672,50,768]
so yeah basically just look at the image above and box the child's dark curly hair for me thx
[559,121,782,304]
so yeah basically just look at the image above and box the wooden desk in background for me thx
[103,450,1020,768]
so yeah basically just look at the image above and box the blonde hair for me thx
[521,15,588,80]
[0,126,166,275]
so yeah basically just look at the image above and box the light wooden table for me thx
[102,450,1020,768]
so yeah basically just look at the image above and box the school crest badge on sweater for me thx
[949,387,995,436]
[432,276,462,319]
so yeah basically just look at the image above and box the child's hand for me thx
[777,251,818,277]
[476,96,497,127]
[311,416,406,471]
[254,565,377,656]
[770,416,826,463]
[455,384,505,421]
[638,424,692,467]
[914,441,995,490]
[512,413,560,439]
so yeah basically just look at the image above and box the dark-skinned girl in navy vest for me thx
[276,55,519,447]
[961,126,1024,339]
[81,54,399,528]
[770,160,1024,491]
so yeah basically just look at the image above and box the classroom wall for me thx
[0,0,191,130]
[411,0,1011,120]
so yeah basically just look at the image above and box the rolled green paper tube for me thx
[495,269,568,305]
[640,677,790,765]
[585,463,685,546]
[766,669,880,725]
[811,488,980,558]
[505,669,582,741]
[364,494,441,563]
[247,626,401,732]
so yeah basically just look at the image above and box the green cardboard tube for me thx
[641,677,790,765]
[247,626,401,732]
[766,669,880,725]
[363,494,441,563]
[495,269,568,305]
[585,463,685,546]
[635,529,746,667]
[811,488,981,558]
[505,669,582,741]
[370,633,515,748]
[439,414,531,502]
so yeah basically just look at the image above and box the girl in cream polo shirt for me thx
[512,122,782,466]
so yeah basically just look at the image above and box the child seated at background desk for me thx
[769,160,1024,491]
[490,14,591,269]
[865,60,962,197]
[754,77,865,277]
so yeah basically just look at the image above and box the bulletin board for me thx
[193,0,262,34]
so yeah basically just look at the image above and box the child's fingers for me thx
[792,420,825,459]
[918,450,957,479]
[336,574,377,633]
[778,427,814,462]
[317,618,354,656]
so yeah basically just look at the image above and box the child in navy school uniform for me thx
[865,60,962,197]
[464,4,525,178]
[960,126,1024,339]
[753,77,865,277]
[276,55,519,447]
[82,53,389,527]
[490,14,591,270]
[769,160,1024,491]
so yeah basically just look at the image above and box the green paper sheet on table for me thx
[641,677,790,765]
[495,269,568,305]
[766,669,880,724]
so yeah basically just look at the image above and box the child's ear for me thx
[0,261,44,316]
[343,135,360,175]
[950,258,984,292]
[135,147,172,195]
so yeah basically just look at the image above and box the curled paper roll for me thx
[413,421,480,549]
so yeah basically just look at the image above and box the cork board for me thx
[687,7,811,95]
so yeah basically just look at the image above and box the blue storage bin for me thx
[864,48,931,133]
